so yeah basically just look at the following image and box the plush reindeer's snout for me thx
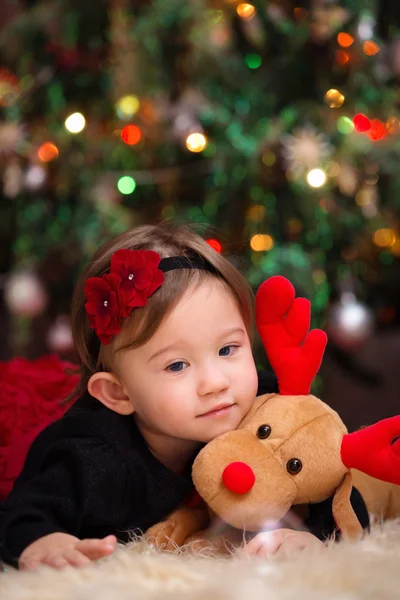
[222,462,256,494]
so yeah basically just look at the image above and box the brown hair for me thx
[68,222,254,400]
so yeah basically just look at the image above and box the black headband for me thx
[159,255,217,274]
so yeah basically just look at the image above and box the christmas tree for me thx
[1,0,400,362]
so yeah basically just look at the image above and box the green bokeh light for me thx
[337,116,354,134]
[245,54,262,69]
[117,176,136,194]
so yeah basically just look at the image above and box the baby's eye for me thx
[167,361,187,373]
[219,345,237,357]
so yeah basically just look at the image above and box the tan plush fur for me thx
[2,521,400,599]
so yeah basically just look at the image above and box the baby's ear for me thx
[88,372,135,415]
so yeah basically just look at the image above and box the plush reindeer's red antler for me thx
[255,276,327,395]
[341,416,400,485]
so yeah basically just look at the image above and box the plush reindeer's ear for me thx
[332,471,363,542]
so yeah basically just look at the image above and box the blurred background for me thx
[1,0,400,430]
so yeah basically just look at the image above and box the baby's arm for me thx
[0,434,130,569]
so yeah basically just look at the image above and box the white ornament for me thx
[46,315,73,352]
[4,270,48,317]
[327,293,374,349]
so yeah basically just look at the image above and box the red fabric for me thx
[222,461,256,494]
[341,415,400,485]
[255,276,327,395]
[0,355,79,499]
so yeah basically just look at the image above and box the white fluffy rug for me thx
[1,521,400,600]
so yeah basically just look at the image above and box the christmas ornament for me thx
[46,315,74,353]
[4,270,48,317]
[281,127,333,176]
[327,293,374,349]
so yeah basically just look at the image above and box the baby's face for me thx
[116,279,258,445]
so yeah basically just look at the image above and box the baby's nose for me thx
[222,461,256,494]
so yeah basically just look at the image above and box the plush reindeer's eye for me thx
[287,458,302,474]
[257,424,271,439]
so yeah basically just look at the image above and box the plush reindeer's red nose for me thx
[222,461,256,494]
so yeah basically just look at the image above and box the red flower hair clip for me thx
[84,249,164,344]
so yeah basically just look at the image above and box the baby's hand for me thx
[19,532,117,570]
[243,529,326,560]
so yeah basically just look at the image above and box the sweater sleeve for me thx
[0,434,131,568]
[256,369,279,396]
[306,486,370,541]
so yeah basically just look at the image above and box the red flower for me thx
[0,355,79,499]
[84,273,124,344]
[110,249,164,316]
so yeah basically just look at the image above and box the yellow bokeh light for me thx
[373,228,396,248]
[186,133,207,153]
[324,88,345,108]
[65,112,86,134]
[115,95,140,120]
[236,3,256,19]
[250,234,274,252]
[387,116,400,135]
[307,169,327,188]
[355,189,372,206]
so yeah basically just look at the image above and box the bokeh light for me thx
[117,176,136,194]
[65,112,86,133]
[121,125,142,146]
[307,169,327,188]
[115,95,140,120]
[367,119,387,141]
[38,142,59,162]
[324,89,345,108]
[373,228,396,248]
[186,133,208,152]
[250,234,274,252]
[337,33,354,48]
[337,116,354,134]
[387,117,400,135]
[363,41,380,56]
[206,238,222,253]
[245,53,262,69]
[236,4,256,20]
[336,50,350,65]
[353,114,371,132]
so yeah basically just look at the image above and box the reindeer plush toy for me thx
[149,276,400,549]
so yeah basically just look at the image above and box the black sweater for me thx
[0,371,369,567]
